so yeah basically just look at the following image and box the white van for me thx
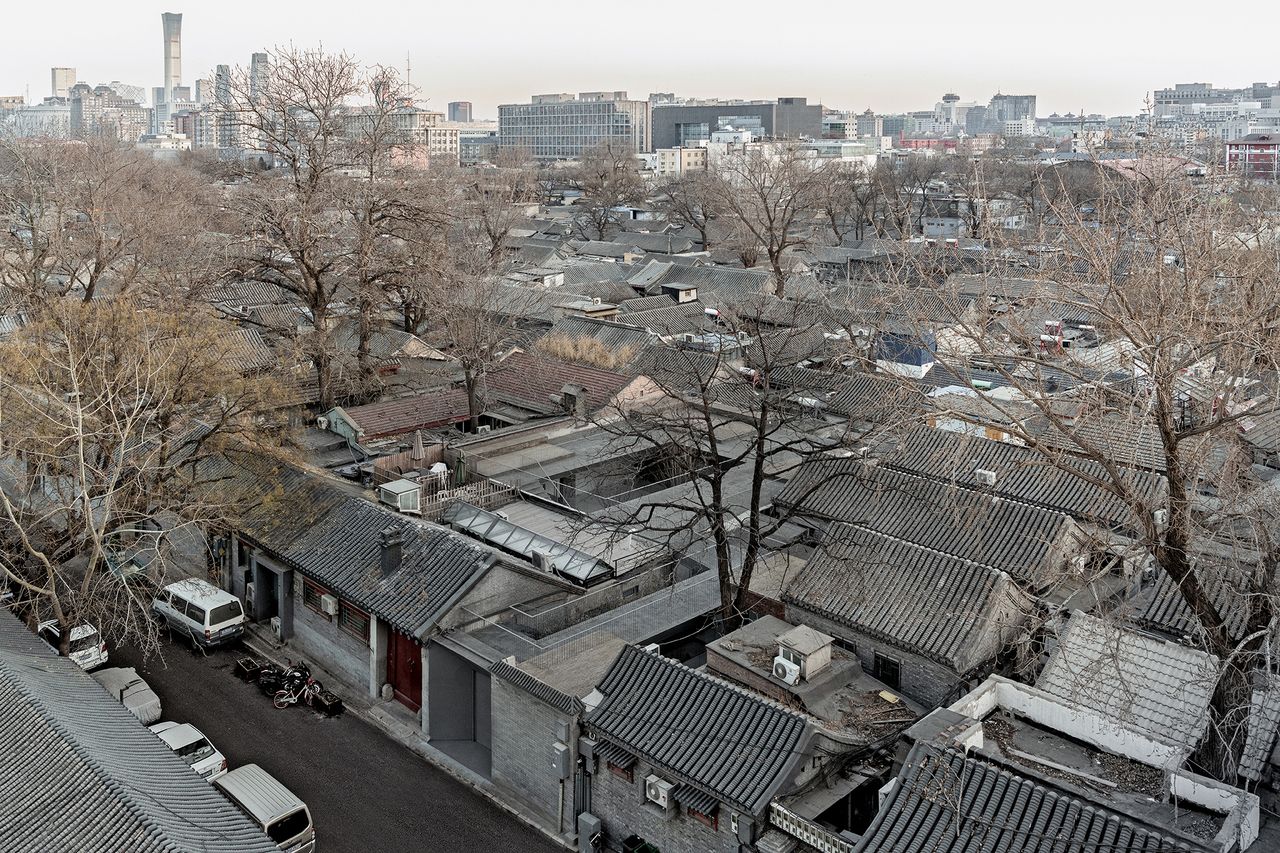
[214,764,315,853]
[152,579,246,648]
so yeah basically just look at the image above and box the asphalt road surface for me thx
[117,640,562,853]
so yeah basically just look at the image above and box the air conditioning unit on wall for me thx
[320,593,339,616]
[644,774,674,810]
[773,655,801,686]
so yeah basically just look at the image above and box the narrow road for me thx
[117,641,562,853]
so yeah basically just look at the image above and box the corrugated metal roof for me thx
[854,741,1208,853]
[784,523,1023,670]
[1037,611,1217,755]
[586,645,810,817]
[0,610,278,853]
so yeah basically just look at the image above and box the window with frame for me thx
[687,805,718,830]
[874,652,901,690]
[606,761,633,783]
[302,579,327,615]
[338,601,370,645]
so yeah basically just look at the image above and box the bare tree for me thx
[866,157,1280,780]
[569,141,646,241]
[816,159,881,244]
[592,298,911,624]
[711,145,824,296]
[227,46,363,410]
[0,137,216,303]
[657,170,721,250]
[0,301,277,657]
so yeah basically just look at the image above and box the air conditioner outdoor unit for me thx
[644,774,675,809]
[476,425,492,434]
[315,415,329,430]
[531,549,553,572]
[270,616,283,642]
[773,655,801,686]
[320,593,339,616]
[974,468,997,486]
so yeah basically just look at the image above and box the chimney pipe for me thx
[380,527,404,577]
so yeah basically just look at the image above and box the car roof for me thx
[153,722,207,748]
[37,621,100,641]
[214,764,306,823]
[162,578,238,607]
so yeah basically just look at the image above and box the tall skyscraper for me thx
[250,52,269,102]
[215,64,233,149]
[51,67,76,99]
[448,101,473,123]
[161,12,182,104]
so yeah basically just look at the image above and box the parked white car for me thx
[36,620,108,670]
[91,667,162,725]
[149,721,228,781]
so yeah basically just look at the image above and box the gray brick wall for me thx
[290,594,371,692]
[784,606,960,709]
[590,758,749,853]
[490,677,575,836]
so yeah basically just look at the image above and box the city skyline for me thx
[0,1,1273,118]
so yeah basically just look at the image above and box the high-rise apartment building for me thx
[498,91,650,159]
[448,101,472,123]
[51,67,76,99]
[161,13,182,104]
[214,64,234,149]
[70,84,148,143]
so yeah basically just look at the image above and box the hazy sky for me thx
[2,2,1273,118]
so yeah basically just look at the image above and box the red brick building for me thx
[1226,133,1280,180]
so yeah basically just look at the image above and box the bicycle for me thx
[270,660,323,709]
[273,678,323,709]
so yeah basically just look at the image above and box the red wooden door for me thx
[388,630,422,712]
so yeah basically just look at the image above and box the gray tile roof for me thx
[547,316,658,353]
[875,426,1162,531]
[784,523,1024,671]
[775,459,1074,588]
[854,741,1207,853]
[1127,559,1253,643]
[1036,611,1217,755]
[489,659,584,715]
[585,645,810,817]
[0,610,278,853]
[1242,677,1280,781]
[202,454,496,637]
[618,294,680,313]
[615,303,706,335]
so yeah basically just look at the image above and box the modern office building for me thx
[498,91,650,159]
[987,93,1037,128]
[448,101,473,123]
[51,67,76,99]
[650,97,821,149]
[161,12,182,105]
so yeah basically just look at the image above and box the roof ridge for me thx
[629,645,810,724]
